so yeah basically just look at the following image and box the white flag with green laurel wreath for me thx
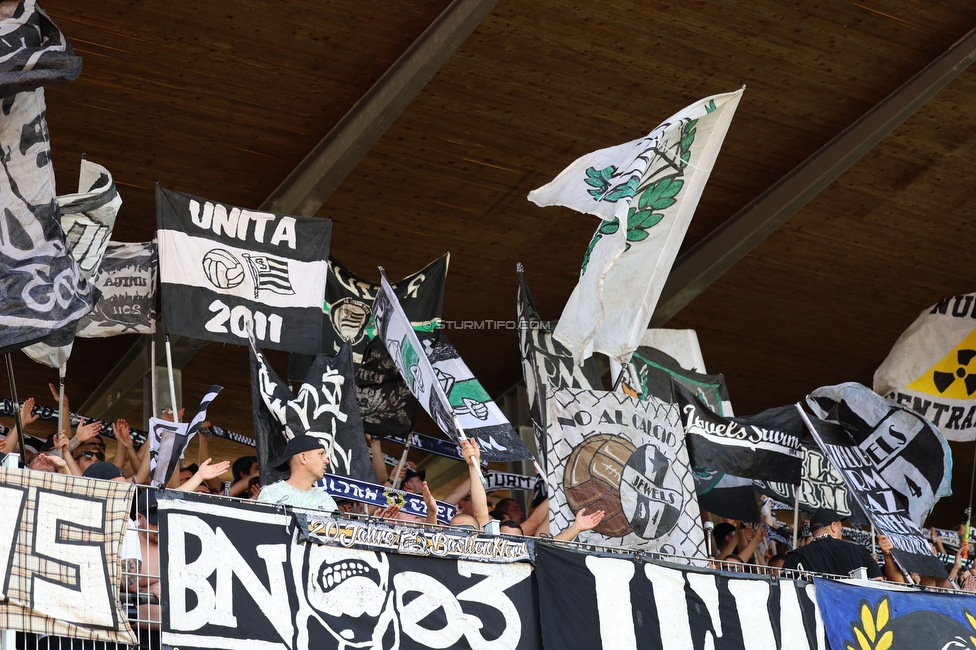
[529,89,743,363]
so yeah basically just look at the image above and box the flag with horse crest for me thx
[545,387,704,556]
[287,253,449,380]
[875,292,976,441]
[156,186,331,354]
[373,271,533,462]
[528,89,743,363]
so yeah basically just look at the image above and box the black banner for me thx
[157,185,331,354]
[694,468,761,522]
[674,382,802,483]
[158,493,540,650]
[250,339,376,484]
[535,543,823,650]
[804,413,947,579]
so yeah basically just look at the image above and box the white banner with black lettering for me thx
[156,185,331,353]
[297,513,532,563]
[158,493,540,650]
[545,388,705,556]
[536,543,825,650]
[0,468,136,644]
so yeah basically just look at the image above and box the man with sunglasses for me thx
[72,441,107,475]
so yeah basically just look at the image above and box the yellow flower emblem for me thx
[845,598,892,650]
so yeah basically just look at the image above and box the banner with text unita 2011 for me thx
[156,185,331,354]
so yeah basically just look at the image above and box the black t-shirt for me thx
[782,536,882,578]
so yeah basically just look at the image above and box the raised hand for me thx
[75,418,102,444]
[19,397,38,427]
[459,438,480,466]
[198,458,231,480]
[375,504,401,519]
[114,419,133,449]
[574,507,606,531]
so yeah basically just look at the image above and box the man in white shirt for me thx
[258,436,337,512]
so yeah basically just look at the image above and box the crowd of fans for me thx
[5,387,976,650]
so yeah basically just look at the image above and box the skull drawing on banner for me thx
[305,545,398,650]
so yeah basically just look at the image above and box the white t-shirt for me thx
[257,481,337,512]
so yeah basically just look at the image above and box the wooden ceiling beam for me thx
[263,0,499,217]
[79,0,498,420]
[649,27,976,327]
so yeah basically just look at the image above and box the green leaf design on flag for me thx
[581,217,619,275]
[401,338,419,390]
[585,165,639,202]
[584,165,616,198]
[704,99,716,113]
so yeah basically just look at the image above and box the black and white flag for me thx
[76,241,157,336]
[290,253,449,378]
[373,272,534,462]
[156,186,330,354]
[0,76,93,353]
[806,382,952,526]
[517,263,602,466]
[0,1,81,96]
[753,441,865,521]
[354,337,420,437]
[546,387,705,555]
[23,159,122,367]
[251,338,375,485]
[150,385,223,487]
[803,411,947,579]
[673,381,803,483]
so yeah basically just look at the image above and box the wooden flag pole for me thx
[4,354,26,465]
[390,436,413,491]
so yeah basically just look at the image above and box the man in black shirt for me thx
[782,508,882,579]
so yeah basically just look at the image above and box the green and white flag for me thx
[529,89,743,363]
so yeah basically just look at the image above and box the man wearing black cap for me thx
[257,436,337,511]
[782,508,882,579]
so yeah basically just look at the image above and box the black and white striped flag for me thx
[149,385,223,487]
[156,186,331,354]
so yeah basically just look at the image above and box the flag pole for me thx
[56,363,66,437]
[4,354,26,465]
[390,435,413,491]
[150,334,157,424]
[792,483,800,550]
[164,334,179,422]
